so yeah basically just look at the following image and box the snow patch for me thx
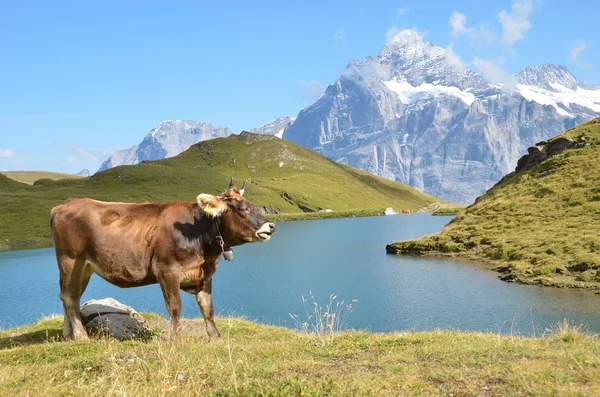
[383,78,475,106]
[400,133,409,146]
[517,83,600,117]
[278,161,284,167]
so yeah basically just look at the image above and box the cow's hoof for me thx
[72,333,89,341]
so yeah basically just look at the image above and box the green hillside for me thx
[0,132,440,250]
[0,170,85,185]
[387,118,600,290]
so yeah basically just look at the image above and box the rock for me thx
[80,298,149,340]
[84,313,149,340]
[256,205,281,215]
[80,298,143,324]
[515,137,576,172]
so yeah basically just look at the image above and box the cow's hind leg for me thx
[58,255,89,340]
[196,278,221,339]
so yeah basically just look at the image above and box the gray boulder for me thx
[80,298,149,340]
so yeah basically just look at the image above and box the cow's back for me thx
[51,198,177,285]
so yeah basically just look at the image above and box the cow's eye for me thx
[239,207,249,213]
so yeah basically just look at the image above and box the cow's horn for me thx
[228,176,234,190]
[240,180,247,196]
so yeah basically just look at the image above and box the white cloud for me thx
[472,57,518,87]
[0,148,14,158]
[385,27,402,44]
[498,0,533,48]
[449,11,468,35]
[445,44,468,70]
[298,80,324,100]
[57,143,114,171]
[333,29,345,42]
[397,7,409,16]
[333,29,345,50]
[569,40,587,63]
[449,11,495,46]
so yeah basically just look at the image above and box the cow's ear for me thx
[197,194,227,217]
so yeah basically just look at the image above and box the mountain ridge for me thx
[283,30,599,203]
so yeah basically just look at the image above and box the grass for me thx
[387,118,600,291]
[432,204,467,216]
[1,315,599,396]
[265,208,387,222]
[0,132,441,250]
[0,171,85,185]
[289,291,358,346]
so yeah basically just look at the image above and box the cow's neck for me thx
[212,219,234,260]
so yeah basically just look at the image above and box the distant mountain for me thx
[282,29,600,203]
[250,116,296,138]
[98,120,233,171]
[76,169,91,177]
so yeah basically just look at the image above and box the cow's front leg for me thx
[156,266,183,337]
[196,278,221,339]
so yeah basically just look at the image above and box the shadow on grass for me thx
[0,327,63,350]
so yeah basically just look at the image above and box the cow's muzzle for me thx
[255,222,276,242]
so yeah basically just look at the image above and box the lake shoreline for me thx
[386,245,600,294]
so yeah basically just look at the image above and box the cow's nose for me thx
[268,223,276,232]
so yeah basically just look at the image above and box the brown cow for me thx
[50,178,275,340]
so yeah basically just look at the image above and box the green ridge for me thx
[388,118,600,290]
[0,171,85,185]
[0,132,441,250]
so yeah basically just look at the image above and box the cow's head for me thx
[197,177,276,246]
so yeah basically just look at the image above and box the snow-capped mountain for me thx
[75,169,91,177]
[250,116,296,138]
[283,29,599,203]
[98,120,232,171]
[516,64,600,118]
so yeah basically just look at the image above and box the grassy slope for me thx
[388,118,600,290]
[0,171,85,185]
[0,316,599,396]
[0,132,441,249]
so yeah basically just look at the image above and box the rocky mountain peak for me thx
[98,120,232,172]
[374,29,488,91]
[517,64,581,90]
[250,116,296,138]
[379,30,445,63]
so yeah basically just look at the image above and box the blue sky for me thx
[1,0,598,173]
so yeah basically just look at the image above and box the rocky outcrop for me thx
[80,298,149,340]
[256,206,281,215]
[515,138,576,172]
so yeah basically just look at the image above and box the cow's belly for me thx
[86,255,156,288]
